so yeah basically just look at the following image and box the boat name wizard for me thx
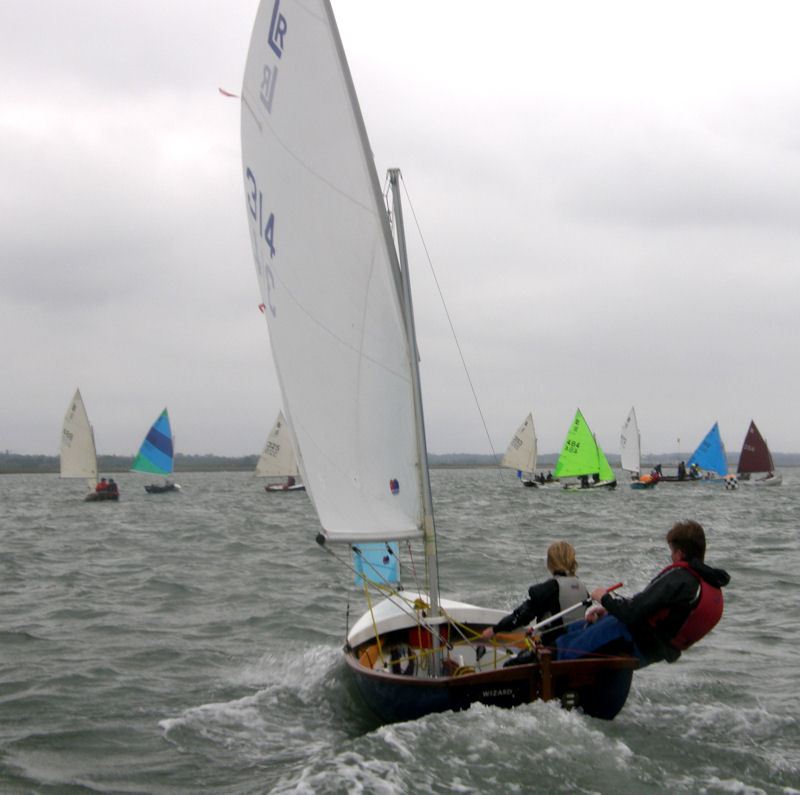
[482,688,514,698]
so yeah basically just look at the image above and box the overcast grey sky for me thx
[2,0,799,460]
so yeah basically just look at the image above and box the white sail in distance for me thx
[60,389,98,487]
[501,413,537,475]
[255,411,300,478]
[620,407,641,475]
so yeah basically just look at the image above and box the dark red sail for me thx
[737,420,775,474]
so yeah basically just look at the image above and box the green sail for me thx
[553,409,615,481]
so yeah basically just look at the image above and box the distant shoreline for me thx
[3,451,799,475]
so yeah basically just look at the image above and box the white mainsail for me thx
[241,0,423,543]
[619,406,641,476]
[501,413,537,476]
[255,411,300,478]
[60,388,98,487]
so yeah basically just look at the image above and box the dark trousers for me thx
[555,615,648,667]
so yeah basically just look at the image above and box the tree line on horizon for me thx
[3,450,799,474]
[0,452,260,474]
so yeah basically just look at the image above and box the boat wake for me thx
[271,701,642,793]
[159,644,373,767]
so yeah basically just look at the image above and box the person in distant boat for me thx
[96,477,108,492]
[690,463,700,479]
[648,467,661,483]
[546,471,553,482]
[286,475,296,488]
[107,478,118,496]
[677,461,687,480]
[592,472,600,484]
[480,541,589,645]
[579,474,590,488]
[556,520,730,668]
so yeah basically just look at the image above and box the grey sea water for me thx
[1,468,798,793]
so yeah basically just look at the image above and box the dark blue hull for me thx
[345,650,635,723]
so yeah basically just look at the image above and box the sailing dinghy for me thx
[620,407,655,489]
[60,389,118,501]
[553,409,617,489]
[737,420,781,485]
[132,408,180,493]
[241,0,635,723]
[255,411,305,491]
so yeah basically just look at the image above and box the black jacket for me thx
[600,559,730,663]
[493,573,587,642]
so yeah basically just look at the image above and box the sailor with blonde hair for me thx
[547,539,579,576]
[481,541,589,644]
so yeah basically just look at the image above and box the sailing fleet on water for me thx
[499,407,780,491]
[59,389,781,499]
[237,0,774,726]
[53,0,782,730]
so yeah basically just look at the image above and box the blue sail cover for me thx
[353,542,399,586]
[688,422,727,476]
[132,409,174,476]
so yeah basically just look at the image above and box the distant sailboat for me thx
[619,407,641,479]
[554,409,616,489]
[60,389,118,501]
[132,408,180,493]
[620,407,655,489]
[501,413,542,487]
[687,423,738,488]
[255,412,305,492]
[737,420,781,486]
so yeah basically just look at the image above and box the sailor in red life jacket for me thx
[556,520,730,667]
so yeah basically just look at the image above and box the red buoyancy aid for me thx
[648,561,724,650]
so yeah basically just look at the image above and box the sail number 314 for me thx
[246,168,276,258]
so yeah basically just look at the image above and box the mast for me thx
[388,169,441,618]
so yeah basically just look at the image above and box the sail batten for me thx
[241,0,423,542]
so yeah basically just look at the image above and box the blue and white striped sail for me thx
[241,0,423,543]
[132,408,174,476]
[688,422,727,477]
